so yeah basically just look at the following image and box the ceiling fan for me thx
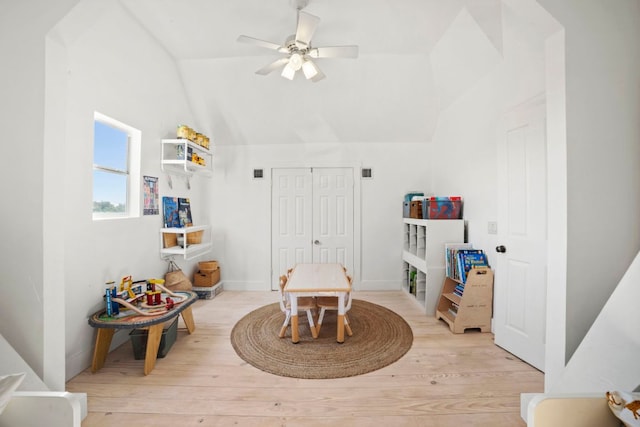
[237,3,358,82]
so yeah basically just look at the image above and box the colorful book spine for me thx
[457,249,489,283]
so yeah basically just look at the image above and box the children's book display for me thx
[102,276,189,319]
[162,197,193,228]
[436,244,493,333]
[162,197,180,228]
[177,197,192,227]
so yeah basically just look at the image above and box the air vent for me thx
[253,169,264,179]
[361,168,373,179]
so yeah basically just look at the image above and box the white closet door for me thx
[271,167,354,290]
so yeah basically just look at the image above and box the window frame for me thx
[92,112,141,220]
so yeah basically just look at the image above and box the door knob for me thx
[314,240,321,245]
[496,245,507,253]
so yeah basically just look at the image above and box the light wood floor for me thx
[67,291,543,426]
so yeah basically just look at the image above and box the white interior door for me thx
[271,167,354,290]
[494,98,548,371]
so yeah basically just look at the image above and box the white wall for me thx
[0,0,81,391]
[550,249,640,393]
[209,142,432,291]
[54,2,207,379]
[537,0,640,390]
[428,3,548,267]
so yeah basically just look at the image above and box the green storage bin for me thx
[129,317,178,360]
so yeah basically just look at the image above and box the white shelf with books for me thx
[401,218,464,315]
[435,246,493,334]
[161,139,212,177]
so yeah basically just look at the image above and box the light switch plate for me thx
[488,221,498,234]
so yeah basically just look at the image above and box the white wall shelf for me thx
[160,225,211,260]
[161,139,212,177]
[402,218,464,315]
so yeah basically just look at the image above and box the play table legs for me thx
[91,328,115,373]
[143,323,164,375]
[143,308,196,374]
[181,306,196,334]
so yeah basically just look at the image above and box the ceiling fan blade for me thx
[256,57,290,75]
[237,35,285,52]
[295,11,320,47]
[308,45,359,59]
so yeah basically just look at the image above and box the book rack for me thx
[435,267,493,333]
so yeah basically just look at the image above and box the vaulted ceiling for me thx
[118,0,515,145]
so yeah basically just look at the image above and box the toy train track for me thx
[105,279,189,317]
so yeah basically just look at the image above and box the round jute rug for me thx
[230,299,413,379]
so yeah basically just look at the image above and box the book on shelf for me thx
[453,284,465,297]
[178,197,193,227]
[456,249,489,283]
[162,196,180,228]
[445,243,473,281]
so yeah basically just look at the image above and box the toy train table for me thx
[88,284,198,375]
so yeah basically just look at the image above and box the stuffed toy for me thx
[607,391,640,427]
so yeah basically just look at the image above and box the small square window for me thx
[361,168,373,179]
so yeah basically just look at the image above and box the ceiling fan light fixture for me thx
[281,63,296,80]
[289,52,303,71]
[238,9,359,82]
[302,59,318,79]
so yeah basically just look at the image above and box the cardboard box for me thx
[403,193,424,218]
[193,267,220,287]
[410,200,422,219]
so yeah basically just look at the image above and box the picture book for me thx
[453,284,465,297]
[178,197,193,227]
[445,243,473,280]
[456,249,489,283]
[162,197,180,228]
